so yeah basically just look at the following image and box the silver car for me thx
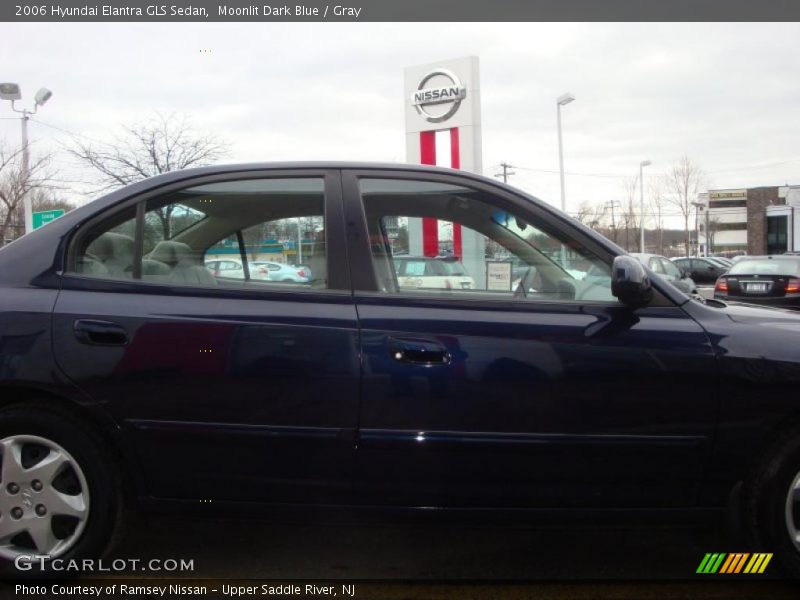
[630,253,697,295]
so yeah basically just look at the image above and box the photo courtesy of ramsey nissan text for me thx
[2,1,800,599]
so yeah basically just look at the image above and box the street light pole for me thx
[691,201,707,256]
[556,93,575,214]
[639,160,651,253]
[20,111,31,234]
[0,83,53,235]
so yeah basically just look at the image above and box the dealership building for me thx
[698,185,800,255]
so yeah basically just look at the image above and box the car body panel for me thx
[0,162,799,517]
[353,297,716,508]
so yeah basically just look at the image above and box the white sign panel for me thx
[486,261,512,291]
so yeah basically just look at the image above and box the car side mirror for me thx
[611,255,653,308]
[681,269,690,279]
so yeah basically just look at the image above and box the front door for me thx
[344,171,717,509]
[52,171,360,504]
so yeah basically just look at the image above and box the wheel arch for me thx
[0,385,144,505]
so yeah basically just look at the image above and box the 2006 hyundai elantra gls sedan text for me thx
[1,163,800,576]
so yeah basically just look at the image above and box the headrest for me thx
[87,232,134,263]
[148,241,194,267]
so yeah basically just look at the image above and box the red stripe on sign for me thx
[422,218,439,257]
[450,128,462,258]
[420,131,438,256]
[420,130,436,165]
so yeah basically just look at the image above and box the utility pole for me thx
[638,160,651,253]
[605,200,620,244]
[493,162,515,183]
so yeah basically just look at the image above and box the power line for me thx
[27,117,112,146]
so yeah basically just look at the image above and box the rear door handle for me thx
[73,319,129,346]
[388,337,451,366]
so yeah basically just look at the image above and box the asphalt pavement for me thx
[91,514,799,599]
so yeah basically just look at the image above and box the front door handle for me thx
[73,319,129,346]
[388,337,451,366]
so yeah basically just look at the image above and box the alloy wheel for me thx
[0,435,90,560]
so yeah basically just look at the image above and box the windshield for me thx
[728,259,800,276]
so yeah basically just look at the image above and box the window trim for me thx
[62,168,350,295]
[341,168,676,308]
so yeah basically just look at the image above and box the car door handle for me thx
[388,337,451,366]
[73,319,129,346]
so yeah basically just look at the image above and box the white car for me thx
[205,259,309,283]
[393,256,475,290]
[250,261,311,283]
[205,259,246,279]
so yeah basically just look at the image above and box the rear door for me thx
[344,170,718,509]
[52,170,360,504]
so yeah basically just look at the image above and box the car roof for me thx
[630,253,664,259]
[395,255,460,261]
[733,255,800,261]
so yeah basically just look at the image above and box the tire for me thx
[0,404,123,576]
[744,422,800,578]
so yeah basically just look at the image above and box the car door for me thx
[343,170,717,509]
[693,259,719,284]
[52,170,360,504]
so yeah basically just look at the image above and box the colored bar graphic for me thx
[696,553,713,573]
[719,554,735,573]
[719,553,749,573]
[698,552,772,574]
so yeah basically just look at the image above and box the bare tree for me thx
[574,200,608,230]
[30,188,75,215]
[68,112,228,239]
[0,141,56,246]
[648,175,668,255]
[620,176,639,251]
[665,156,706,256]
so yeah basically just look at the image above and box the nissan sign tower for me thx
[404,56,485,288]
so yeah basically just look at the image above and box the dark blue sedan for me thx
[1,163,800,577]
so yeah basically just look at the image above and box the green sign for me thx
[32,209,65,230]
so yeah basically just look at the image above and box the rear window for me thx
[442,261,467,276]
[728,259,800,276]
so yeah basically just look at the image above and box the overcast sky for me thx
[1,22,799,221]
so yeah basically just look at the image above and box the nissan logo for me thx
[411,69,467,123]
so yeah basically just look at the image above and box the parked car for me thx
[714,255,800,309]
[204,258,246,279]
[630,253,697,295]
[393,255,475,290]
[672,257,728,284]
[250,261,311,283]
[707,256,733,268]
[206,259,309,283]
[2,163,800,577]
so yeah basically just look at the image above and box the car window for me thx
[660,258,682,278]
[72,177,328,290]
[358,178,615,303]
[648,258,664,274]
[728,259,800,276]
